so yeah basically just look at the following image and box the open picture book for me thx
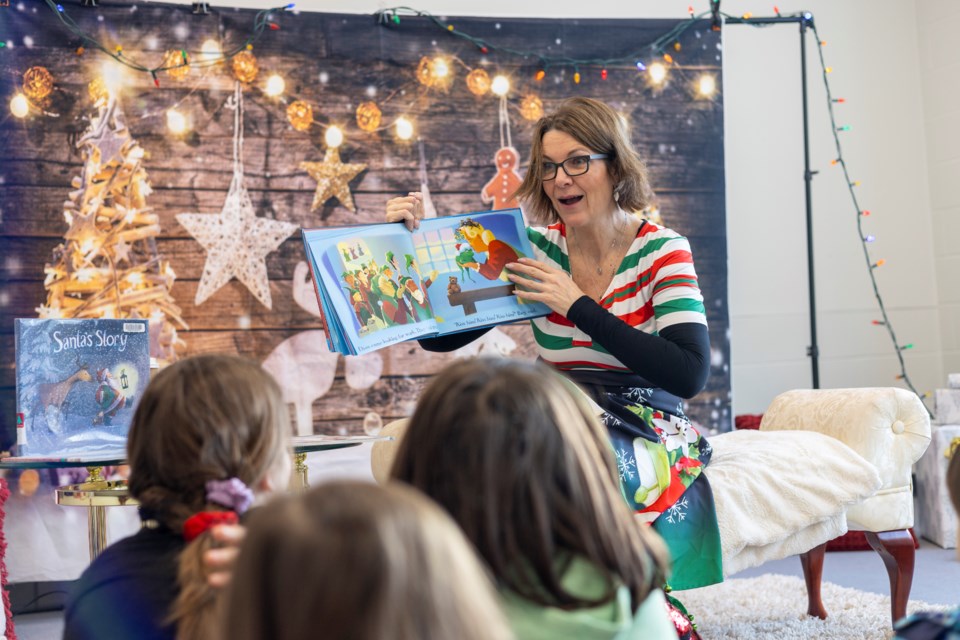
[301,208,549,355]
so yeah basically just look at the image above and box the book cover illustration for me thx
[15,318,150,458]
[304,209,549,354]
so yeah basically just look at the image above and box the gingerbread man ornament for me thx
[481,146,523,210]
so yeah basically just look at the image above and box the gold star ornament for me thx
[301,146,366,212]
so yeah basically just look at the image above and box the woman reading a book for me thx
[384,97,720,594]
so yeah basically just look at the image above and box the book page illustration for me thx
[312,229,440,352]
[418,211,546,331]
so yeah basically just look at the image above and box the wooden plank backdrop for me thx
[0,4,729,447]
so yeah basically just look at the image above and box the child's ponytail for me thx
[171,478,253,640]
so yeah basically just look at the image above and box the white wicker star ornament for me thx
[176,83,298,309]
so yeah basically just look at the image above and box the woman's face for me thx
[540,129,616,229]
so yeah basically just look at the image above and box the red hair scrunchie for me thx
[183,511,239,542]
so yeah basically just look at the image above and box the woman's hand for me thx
[203,523,246,588]
[506,257,585,317]
[385,192,424,231]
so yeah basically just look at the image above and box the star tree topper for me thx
[177,173,297,309]
[300,146,366,212]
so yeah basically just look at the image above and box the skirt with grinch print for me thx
[595,385,723,591]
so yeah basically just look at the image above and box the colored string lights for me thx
[809,22,930,412]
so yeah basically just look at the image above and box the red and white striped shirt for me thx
[526,220,706,374]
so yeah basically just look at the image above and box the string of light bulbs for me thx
[40,0,292,81]
[808,22,931,414]
[376,5,715,84]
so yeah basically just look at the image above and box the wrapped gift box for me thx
[914,424,960,548]
[935,389,960,425]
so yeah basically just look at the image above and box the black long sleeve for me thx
[418,326,492,352]
[565,295,710,398]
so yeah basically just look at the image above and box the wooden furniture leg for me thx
[799,542,828,619]
[865,530,915,625]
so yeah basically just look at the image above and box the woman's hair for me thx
[514,96,652,224]
[126,354,292,640]
[949,449,960,516]
[390,358,668,611]
[222,481,514,640]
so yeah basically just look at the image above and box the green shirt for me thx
[499,557,676,640]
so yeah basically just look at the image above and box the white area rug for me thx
[675,574,950,639]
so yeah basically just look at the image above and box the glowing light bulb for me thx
[395,117,414,141]
[200,39,221,61]
[648,62,667,85]
[10,93,28,118]
[265,74,285,97]
[167,108,187,134]
[433,57,449,78]
[325,125,344,148]
[698,74,716,97]
[491,75,510,97]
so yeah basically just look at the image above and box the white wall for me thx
[164,0,945,414]
[917,0,960,384]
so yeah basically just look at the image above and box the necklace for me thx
[571,214,629,276]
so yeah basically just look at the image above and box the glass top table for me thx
[0,433,391,559]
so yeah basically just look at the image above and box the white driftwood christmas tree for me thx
[37,94,187,364]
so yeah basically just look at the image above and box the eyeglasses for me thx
[541,154,609,181]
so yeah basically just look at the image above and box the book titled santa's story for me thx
[14,318,150,459]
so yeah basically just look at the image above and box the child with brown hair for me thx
[63,354,292,640]
[222,480,514,640]
[389,357,678,639]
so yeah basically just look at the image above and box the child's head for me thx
[126,354,292,639]
[128,354,291,514]
[223,481,513,640]
[390,358,668,611]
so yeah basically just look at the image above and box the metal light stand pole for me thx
[723,11,821,388]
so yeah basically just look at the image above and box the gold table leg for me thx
[86,467,107,560]
[56,466,139,562]
[293,452,309,493]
